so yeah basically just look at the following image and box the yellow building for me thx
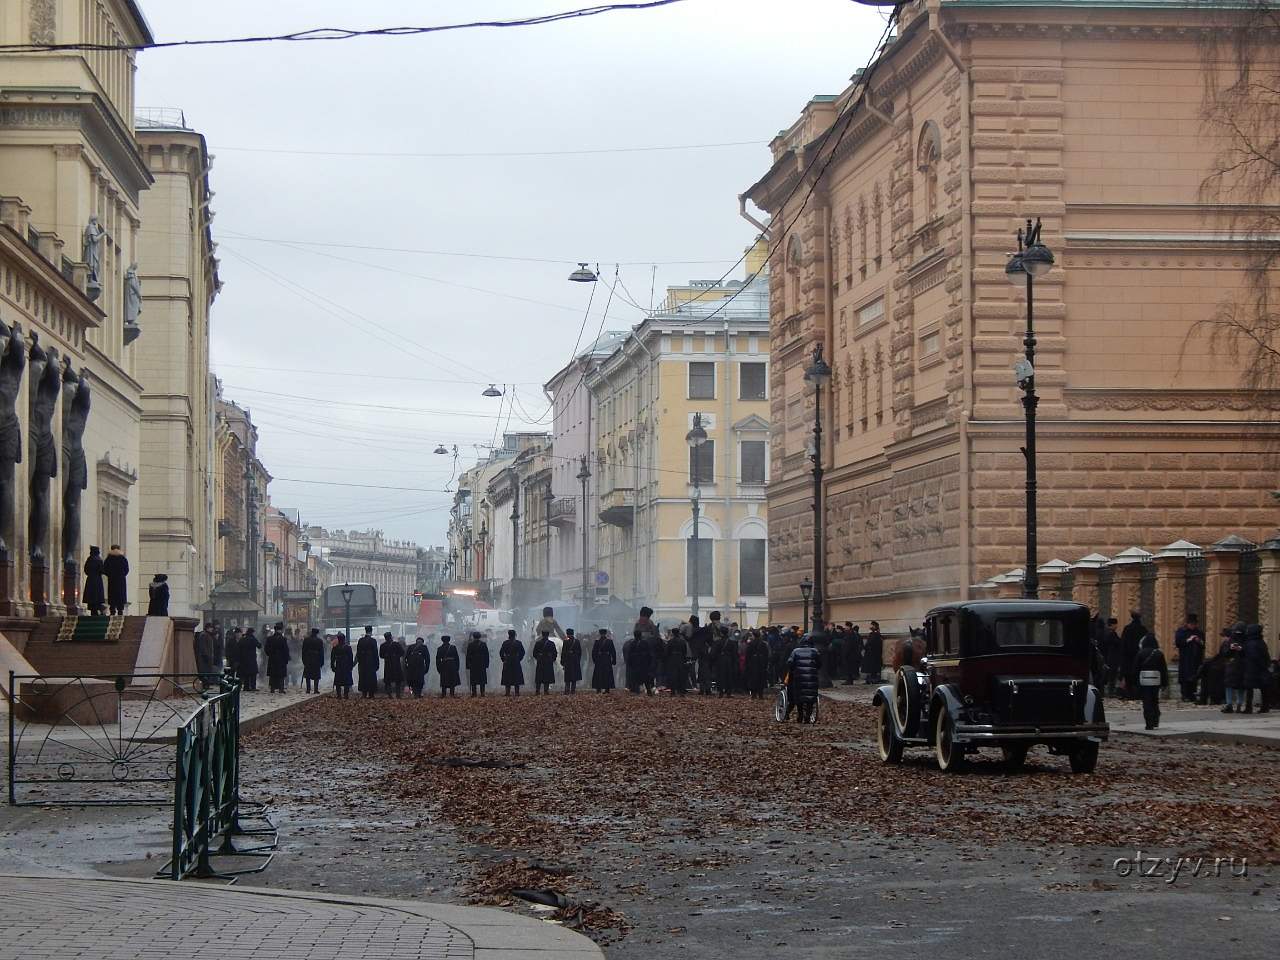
[586,266,771,628]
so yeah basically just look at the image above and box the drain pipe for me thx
[738,194,771,241]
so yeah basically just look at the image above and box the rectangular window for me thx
[995,618,1064,649]
[858,297,885,326]
[686,537,713,596]
[740,440,766,485]
[920,331,940,357]
[739,362,766,400]
[739,539,766,595]
[688,361,715,399]
[689,440,715,484]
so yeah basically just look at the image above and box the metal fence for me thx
[1139,561,1157,626]
[1185,555,1207,622]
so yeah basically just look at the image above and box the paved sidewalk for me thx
[0,875,603,960]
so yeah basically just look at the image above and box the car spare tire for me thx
[894,666,923,737]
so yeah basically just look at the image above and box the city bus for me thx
[321,582,378,635]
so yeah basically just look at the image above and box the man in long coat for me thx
[301,628,326,694]
[744,631,771,698]
[82,546,105,615]
[861,621,884,684]
[843,624,862,685]
[263,624,290,694]
[622,633,638,693]
[194,622,217,684]
[663,628,688,695]
[633,606,661,685]
[436,635,461,696]
[236,627,261,691]
[355,626,380,699]
[591,628,616,693]
[380,631,405,698]
[330,633,354,698]
[560,628,583,694]
[404,636,430,698]
[714,630,740,697]
[465,631,489,696]
[532,630,557,694]
[102,544,129,615]
[684,616,711,695]
[1174,613,1205,703]
[499,629,526,695]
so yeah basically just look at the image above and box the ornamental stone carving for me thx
[28,0,56,45]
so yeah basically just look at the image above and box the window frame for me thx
[739,439,767,486]
[688,361,716,400]
[688,439,715,485]
[685,536,714,597]
[738,538,766,596]
[738,361,767,401]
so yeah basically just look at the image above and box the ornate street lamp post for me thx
[799,576,813,635]
[577,456,591,621]
[686,412,708,620]
[803,344,832,633]
[1005,217,1055,600]
[340,582,354,645]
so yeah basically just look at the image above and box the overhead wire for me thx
[0,1,689,52]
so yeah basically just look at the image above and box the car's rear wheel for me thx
[894,667,922,737]
[1069,741,1099,774]
[934,706,965,772]
[1001,744,1029,769]
[877,699,903,764]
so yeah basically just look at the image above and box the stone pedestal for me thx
[1257,538,1280,657]
[1070,565,1101,611]
[1205,548,1243,647]
[1109,562,1143,624]
[0,559,18,616]
[62,564,80,615]
[29,561,49,617]
[1153,554,1189,660]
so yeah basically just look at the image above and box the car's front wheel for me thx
[1069,741,1099,774]
[934,706,965,772]
[877,699,903,764]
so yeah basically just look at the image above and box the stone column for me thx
[1205,546,1243,647]
[1068,554,1108,614]
[1037,559,1070,601]
[1257,537,1280,658]
[1109,561,1143,626]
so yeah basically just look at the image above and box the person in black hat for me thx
[500,628,526,695]
[380,630,405,698]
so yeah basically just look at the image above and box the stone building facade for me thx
[743,0,1280,632]
[135,113,219,619]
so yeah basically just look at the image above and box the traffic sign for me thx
[595,571,609,586]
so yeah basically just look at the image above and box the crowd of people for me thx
[191,606,862,718]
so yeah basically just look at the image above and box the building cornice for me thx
[0,89,153,202]
[0,221,104,332]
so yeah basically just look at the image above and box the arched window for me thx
[917,121,942,223]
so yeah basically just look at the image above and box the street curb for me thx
[238,692,319,736]
[0,873,605,959]
[1113,728,1280,748]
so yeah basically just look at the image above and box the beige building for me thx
[135,111,219,619]
[305,526,419,621]
[743,0,1280,633]
[585,267,770,626]
[0,0,153,620]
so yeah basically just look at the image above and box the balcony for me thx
[599,487,635,527]
[547,497,577,528]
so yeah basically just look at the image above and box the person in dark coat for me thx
[102,544,129,615]
[683,616,709,694]
[500,629,526,695]
[629,629,657,694]
[1173,613,1205,703]
[146,574,169,616]
[1222,624,1247,713]
[744,630,771,698]
[1135,633,1169,730]
[380,632,405,698]
[622,633,637,692]
[436,635,461,696]
[664,628,688,695]
[591,628,616,692]
[532,631,557,694]
[1102,617,1123,696]
[842,624,862,685]
[263,624,290,694]
[715,630,740,697]
[194,622,217,684]
[1198,630,1230,706]
[330,633,354,698]
[404,637,430,698]
[1120,611,1147,697]
[861,622,884,683]
[236,627,261,691]
[784,634,822,721]
[465,631,489,696]
[707,612,728,690]
[1242,623,1272,714]
[355,626,380,699]
[82,546,106,615]
[633,606,660,684]
[560,628,583,693]
[301,628,325,693]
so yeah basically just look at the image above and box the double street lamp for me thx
[686,412,708,620]
[1004,217,1055,600]
[803,343,831,635]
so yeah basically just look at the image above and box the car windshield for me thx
[994,618,1065,648]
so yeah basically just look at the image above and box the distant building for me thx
[305,526,418,621]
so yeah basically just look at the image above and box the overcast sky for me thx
[134,0,887,547]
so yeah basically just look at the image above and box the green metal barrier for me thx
[167,678,275,880]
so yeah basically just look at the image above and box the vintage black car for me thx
[872,600,1108,773]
